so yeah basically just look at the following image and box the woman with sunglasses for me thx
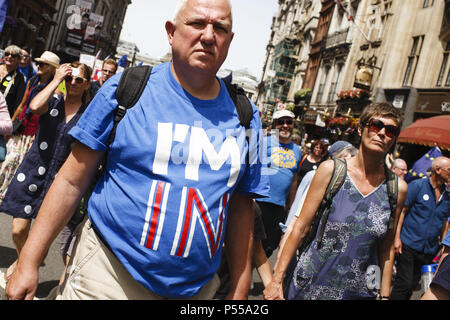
[0,45,26,118]
[0,62,91,282]
[264,102,408,300]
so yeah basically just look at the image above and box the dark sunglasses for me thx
[275,119,294,126]
[4,52,19,58]
[365,118,399,138]
[37,62,48,68]
[65,75,86,84]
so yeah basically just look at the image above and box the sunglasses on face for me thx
[365,118,399,138]
[275,119,294,126]
[65,75,86,84]
[4,52,19,58]
[37,62,48,68]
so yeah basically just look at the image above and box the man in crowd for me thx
[392,158,408,180]
[392,156,450,300]
[90,58,118,97]
[6,0,269,300]
[18,47,36,84]
[256,109,301,259]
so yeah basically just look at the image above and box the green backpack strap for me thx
[316,158,347,248]
[384,164,399,230]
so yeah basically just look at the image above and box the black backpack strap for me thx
[316,158,347,248]
[222,78,253,167]
[222,78,253,129]
[384,164,398,230]
[107,65,152,146]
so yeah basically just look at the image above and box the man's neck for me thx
[170,61,220,100]
[430,174,444,191]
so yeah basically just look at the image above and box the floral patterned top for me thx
[286,172,391,300]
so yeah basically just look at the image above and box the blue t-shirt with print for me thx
[69,62,269,298]
[257,134,301,207]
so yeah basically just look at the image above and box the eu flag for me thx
[404,146,443,183]
[118,55,128,68]
[0,0,11,33]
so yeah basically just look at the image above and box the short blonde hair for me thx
[5,45,22,56]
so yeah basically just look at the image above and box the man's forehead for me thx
[181,0,232,24]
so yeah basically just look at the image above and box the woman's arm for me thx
[0,92,12,135]
[264,160,334,300]
[378,178,408,299]
[10,81,31,122]
[29,64,71,115]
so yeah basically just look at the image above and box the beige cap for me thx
[34,51,60,68]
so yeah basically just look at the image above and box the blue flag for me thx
[0,0,11,33]
[118,55,128,68]
[405,146,443,183]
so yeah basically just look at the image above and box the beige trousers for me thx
[54,218,220,300]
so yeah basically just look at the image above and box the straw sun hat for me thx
[34,51,60,68]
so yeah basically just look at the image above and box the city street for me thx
[0,212,64,300]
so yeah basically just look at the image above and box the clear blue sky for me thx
[120,0,278,80]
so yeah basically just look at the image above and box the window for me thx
[328,64,343,103]
[423,0,434,8]
[403,36,424,87]
[437,42,450,86]
[316,66,330,103]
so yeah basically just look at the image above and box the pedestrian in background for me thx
[1,61,91,283]
[18,47,36,84]
[6,0,269,300]
[90,58,118,97]
[0,51,60,206]
[265,102,408,300]
[391,158,408,180]
[0,45,26,118]
[256,109,302,259]
[391,156,450,300]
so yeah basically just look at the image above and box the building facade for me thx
[0,0,131,63]
[0,0,58,57]
[260,0,450,135]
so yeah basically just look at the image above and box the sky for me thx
[119,0,278,80]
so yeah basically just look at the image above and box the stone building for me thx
[260,0,450,131]
[0,0,58,56]
[51,0,130,62]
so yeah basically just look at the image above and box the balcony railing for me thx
[322,28,350,50]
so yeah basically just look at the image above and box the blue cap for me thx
[328,140,352,156]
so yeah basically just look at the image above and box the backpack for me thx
[76,65,254,217]
[283,157,398,297]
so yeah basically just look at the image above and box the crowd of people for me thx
[0,0,448,301]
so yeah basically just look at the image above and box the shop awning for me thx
[398,115,450,150]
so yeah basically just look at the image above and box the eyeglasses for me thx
[37,62,48,68]
[4,52,20,58]
[365,118,399,139]
[275,119,294,126]
[65,75,86,84]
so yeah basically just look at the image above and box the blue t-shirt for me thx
[401,177,450,255]
[69,62,269,298]
[257,135,301,206]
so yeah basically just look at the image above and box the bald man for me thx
[392,156,450,300]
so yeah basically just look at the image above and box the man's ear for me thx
[165,20,176,45]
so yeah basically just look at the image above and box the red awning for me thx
[398,115,450,150]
